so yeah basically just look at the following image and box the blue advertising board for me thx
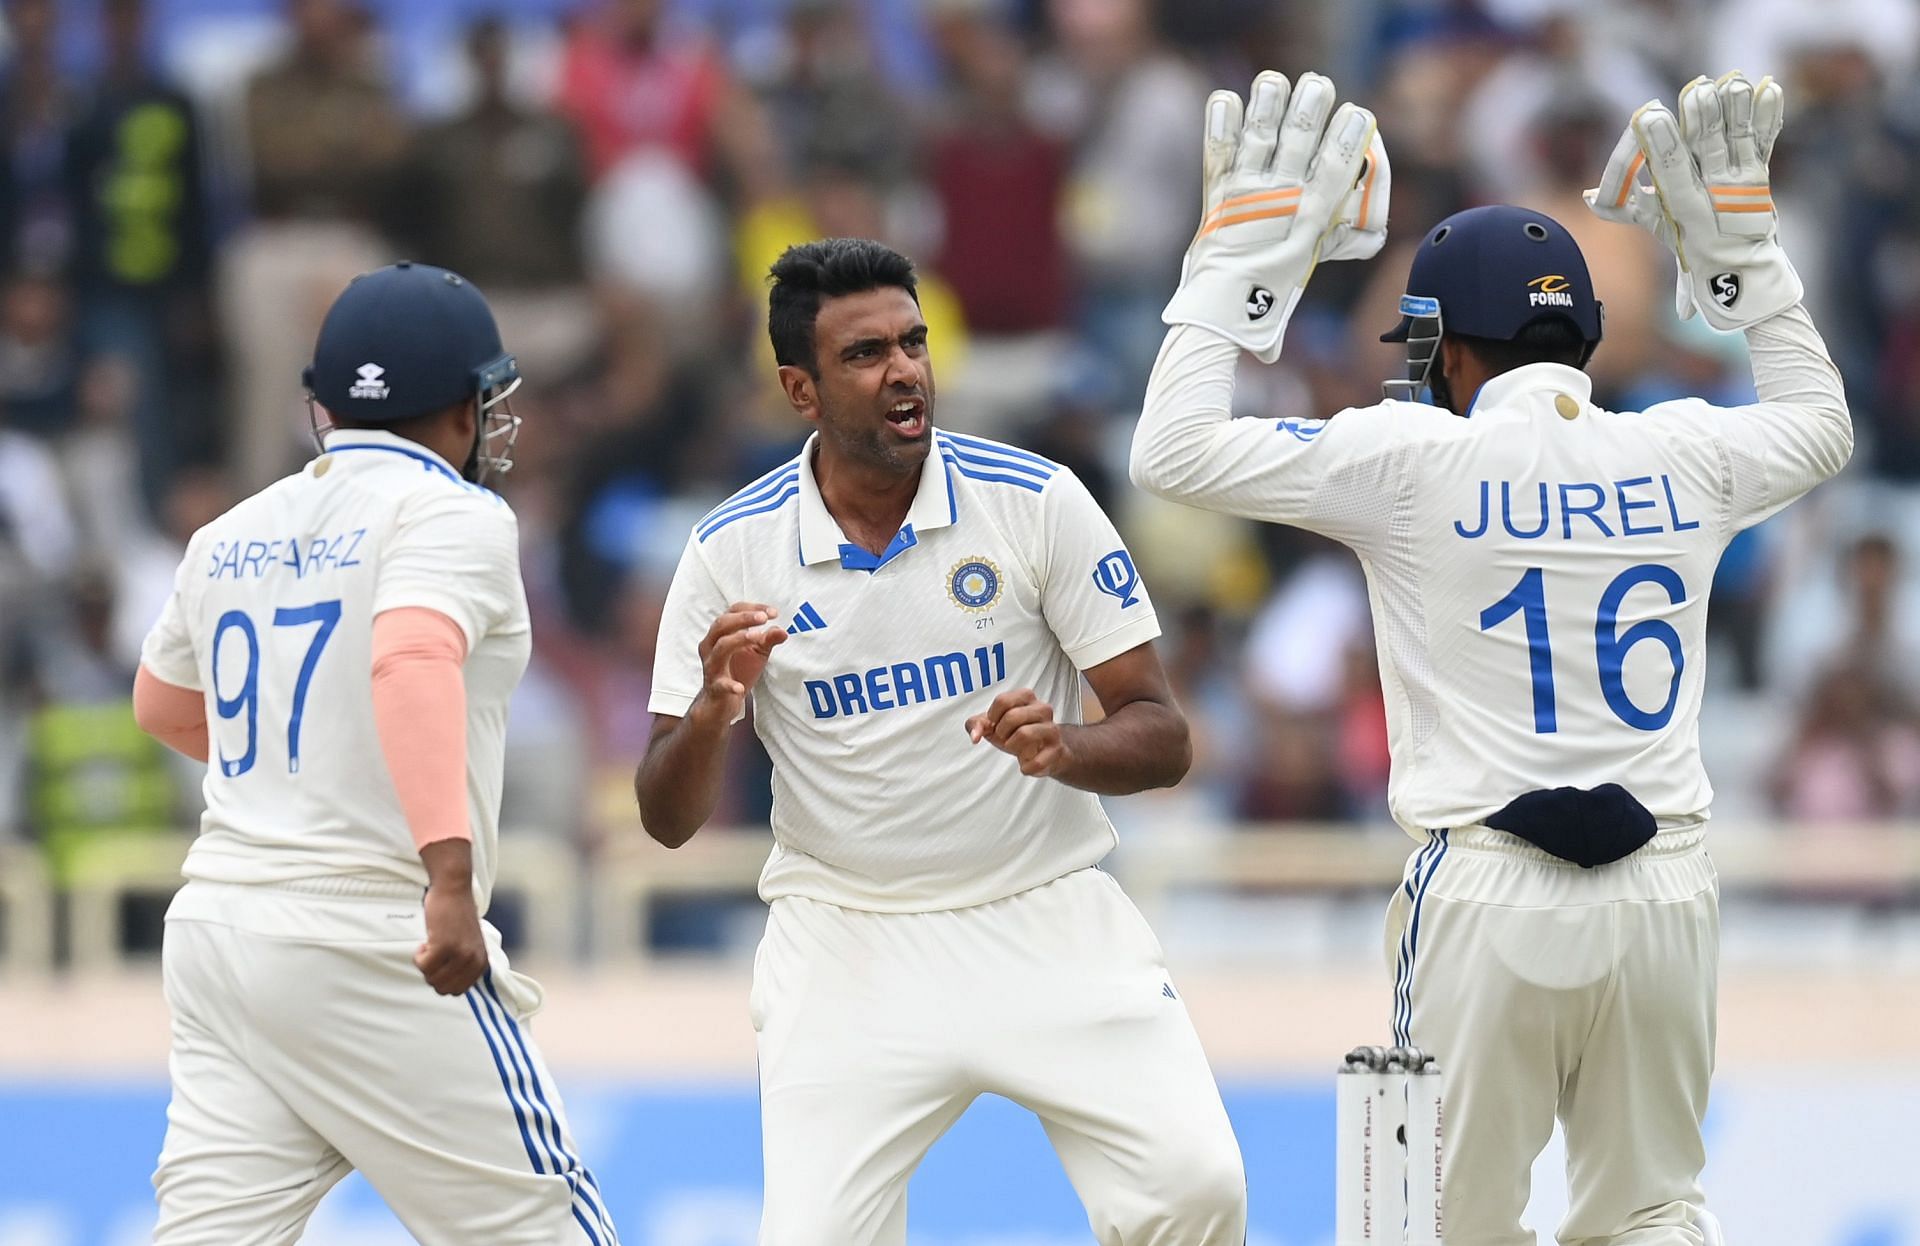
[1,1079,1915,1245]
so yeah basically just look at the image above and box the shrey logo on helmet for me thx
[305,262,522,485]
[348,363,389,400]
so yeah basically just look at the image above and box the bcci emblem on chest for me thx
[949,558,1003,613]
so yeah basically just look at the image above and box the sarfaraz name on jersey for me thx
[1452,475,1700,541]
[805,642,1009,720]
[207,529,368,579]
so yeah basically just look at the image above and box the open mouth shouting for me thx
[886,394,929,438]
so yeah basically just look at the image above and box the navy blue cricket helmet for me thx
[1380,205,1602,403]
[304,262,522,479]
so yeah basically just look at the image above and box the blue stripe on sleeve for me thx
[939,431,1060,472]
[943,445,1055,481]
[699,461,800,519]
[697,486,800,540]
[697,468,800,537]
[940,451,1046,494]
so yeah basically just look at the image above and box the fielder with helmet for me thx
[133,263,619,1244]
[1131,71,1848,1244]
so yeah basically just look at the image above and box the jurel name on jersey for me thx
[1452,474,1701,541]
[207,529,368,580]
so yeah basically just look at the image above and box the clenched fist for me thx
[966,687,1071,778]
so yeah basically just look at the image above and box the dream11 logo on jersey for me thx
[1092,550,1141,608]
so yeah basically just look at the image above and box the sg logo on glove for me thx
[1585,72,1799,331]
[1247,287,1276,320]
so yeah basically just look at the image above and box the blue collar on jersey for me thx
[837,525,918,571]
[320,429,464,482]
[796,431,958,571]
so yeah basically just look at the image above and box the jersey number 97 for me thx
[211,600,342,777]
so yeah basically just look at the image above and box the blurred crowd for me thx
[4,0,1920,936]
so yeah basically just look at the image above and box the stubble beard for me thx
[830,417,927,478]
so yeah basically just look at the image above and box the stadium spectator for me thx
[0,410,79,833]
[1030,0,1205,394]
[0,402,74,579]
[399,16,594,382]
[22,565,182,953]
[1771,659,1920,822]
[0,0,76,272]
[220,0,403,491]
[746,0,913,187]
[1160,603,1255,820]
[0,268,76,434]
[64,0,219,519]
[557,0,779,199]
[926,0,1070,337]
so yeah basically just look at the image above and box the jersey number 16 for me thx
[1480,564,1686,734]
[211,600,342,777]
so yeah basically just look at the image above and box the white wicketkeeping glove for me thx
[1585,72,1801,331]
[1163,70,1389,363]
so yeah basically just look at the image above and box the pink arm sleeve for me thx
[133,666,210,762]
[372,607,472,849]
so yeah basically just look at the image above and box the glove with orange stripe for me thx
[1163,70,1388,363]
[1586,72,1801,331]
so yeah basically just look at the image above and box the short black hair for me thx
[767,238,919,375]
[1452,318,1592,373]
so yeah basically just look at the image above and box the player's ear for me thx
[1433,335,1472,415]
[777,364,821,423]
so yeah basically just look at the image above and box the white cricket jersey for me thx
[140,429,531,906]
[650,430,1161,912]
[1133,309,1851,836]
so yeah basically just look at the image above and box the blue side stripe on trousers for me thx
[1394,831,1449,1045]
[466,992,545,1174]
[481,974,619,1242]
[472,982,610,1245]
[1391,838,1435,1042]
[485,985,615,1235]
[470,981,610,1244]
[480,976,609,1207]
[480,975,616,1221]
[1394,840,1437,1044]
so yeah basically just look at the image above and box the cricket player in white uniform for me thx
[133,263,618,1245]
[635,238,1247,1245]
[1130,72,1849,1244]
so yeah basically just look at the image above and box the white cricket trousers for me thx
[152,879,618,1245]
[753,866,1248,1246]
[1388,826,1719,1246]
